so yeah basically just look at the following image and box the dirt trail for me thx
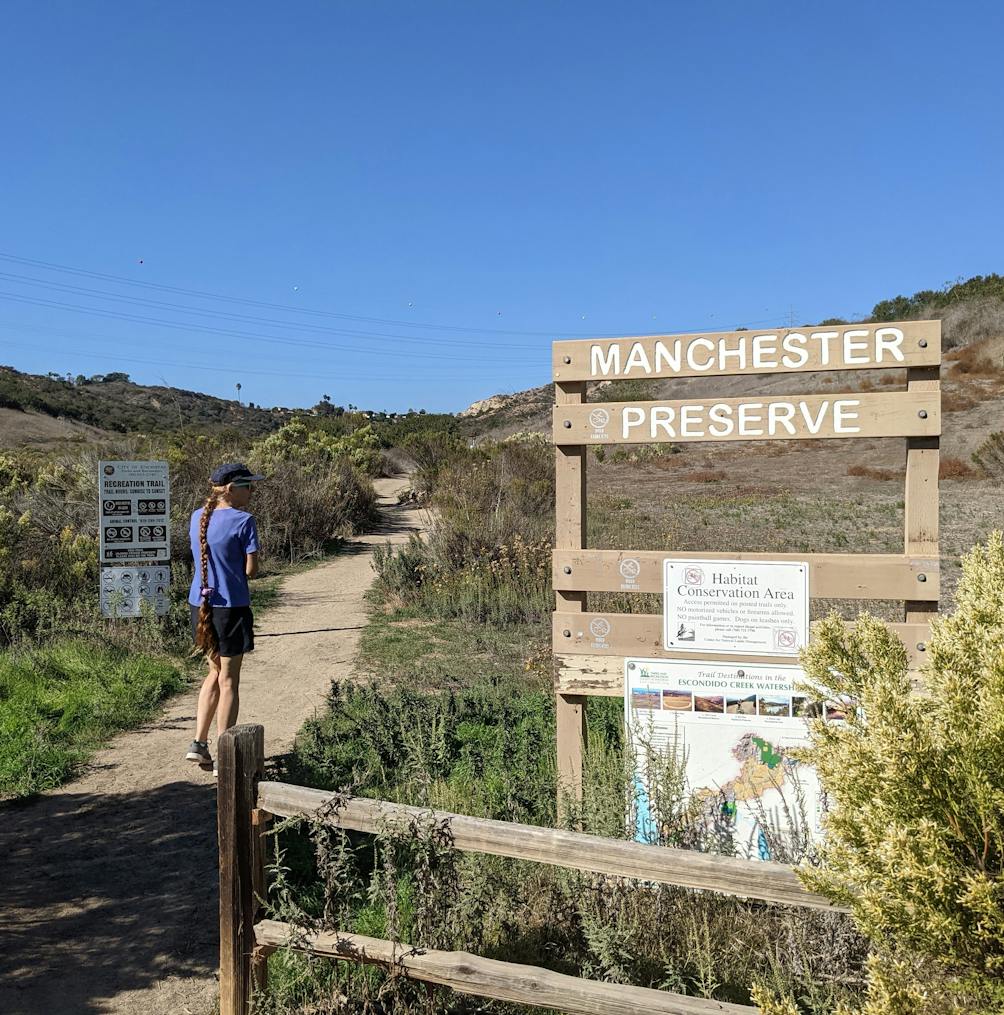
[0,477,422,1015]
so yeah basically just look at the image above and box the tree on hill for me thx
[872,273,1004,321]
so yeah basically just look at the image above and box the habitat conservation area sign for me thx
[664,559,809,656]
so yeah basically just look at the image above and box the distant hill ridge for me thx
[0,366,291,437]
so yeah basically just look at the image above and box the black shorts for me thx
[189,604,255,657]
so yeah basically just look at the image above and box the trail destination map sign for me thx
[625,657,825,858]
[664,558,809,656]
[98,460,170,564]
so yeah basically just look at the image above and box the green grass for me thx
[0,639,185,799]
[356,603,546,690]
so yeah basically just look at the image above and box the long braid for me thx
[193,486,223,656]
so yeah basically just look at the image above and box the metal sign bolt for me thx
[919,339,928,348]
[918,410,928,419]
[563,420,572,428]
[917,573,927,582]
[563,566,572,574]
[562,355,571,364]
[562,629,571,638]
[917,642,927,652]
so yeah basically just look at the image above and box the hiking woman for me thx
[185,463,264,773]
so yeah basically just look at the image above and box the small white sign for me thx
[98,461,170,563]
[664,558,809,656]
[100,565,172,618]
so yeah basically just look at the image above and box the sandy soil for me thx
[0,476,423,1015]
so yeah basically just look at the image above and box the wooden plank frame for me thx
[553,391,941,446]
[551,319,941,814]
[553,320,941,383]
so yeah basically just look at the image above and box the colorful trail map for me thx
[625,659,823,859]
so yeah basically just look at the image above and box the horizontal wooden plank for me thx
[553,550,939,601]
[555,653,926,698]
[255,919,756,1015]
[257,782,841,911]
[553,612,932,670]
[553,320,941,382]
[554,391,940,446]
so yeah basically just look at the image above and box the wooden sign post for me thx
[551,321,941,813]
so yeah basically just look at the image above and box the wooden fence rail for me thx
[257,780,840,911]
[254,919,754,1015]
[220,725,843,1015]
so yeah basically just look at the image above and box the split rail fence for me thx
[218,724,848,1015]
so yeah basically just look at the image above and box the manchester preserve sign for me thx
[550,318,942,809]
[553,320,941,382]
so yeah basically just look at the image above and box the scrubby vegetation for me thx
[0,414,385,798]
[759,534,1004,1014]
[262,405,1004,1014]
[373,437,553,626]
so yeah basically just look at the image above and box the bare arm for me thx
[246,551,259,579]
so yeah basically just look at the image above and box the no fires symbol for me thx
[619,558,640,580]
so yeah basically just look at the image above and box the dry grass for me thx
[683,468,727,483]
[942,390,980,413]
[847,464,901,481]
[940,456,979,481]
[947,343,1004,381]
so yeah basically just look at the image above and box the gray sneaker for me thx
[185,740,213,769]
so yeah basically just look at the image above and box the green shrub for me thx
[372,439,553,625]
[252,419,382,475]
[795,534,1004,1013]
[971,431,1004,479]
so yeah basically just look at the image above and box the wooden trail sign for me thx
[551,320,941,812]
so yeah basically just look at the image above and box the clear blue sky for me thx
[1,1,1002,413]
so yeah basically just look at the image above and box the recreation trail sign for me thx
[98,460,172,618]
[551,320,941,811]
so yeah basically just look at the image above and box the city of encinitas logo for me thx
[589,617,611,640]
[588,408,610,431]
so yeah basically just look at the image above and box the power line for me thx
[0,291,547,363]
[0,269,549,351]
[0,249,798,339]
[0,331,497,385]
[0,250,603,338]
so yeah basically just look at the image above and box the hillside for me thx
[461,280,1004,441]
[0,366,293,444]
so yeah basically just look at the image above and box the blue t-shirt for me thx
[188,507,260,607]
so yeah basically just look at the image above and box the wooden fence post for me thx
[218,724,265,1015]
[555,379,588,822]
[904,363,940,626]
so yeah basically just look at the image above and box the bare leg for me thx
[217,654,244,735]
[195,654,221,743]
